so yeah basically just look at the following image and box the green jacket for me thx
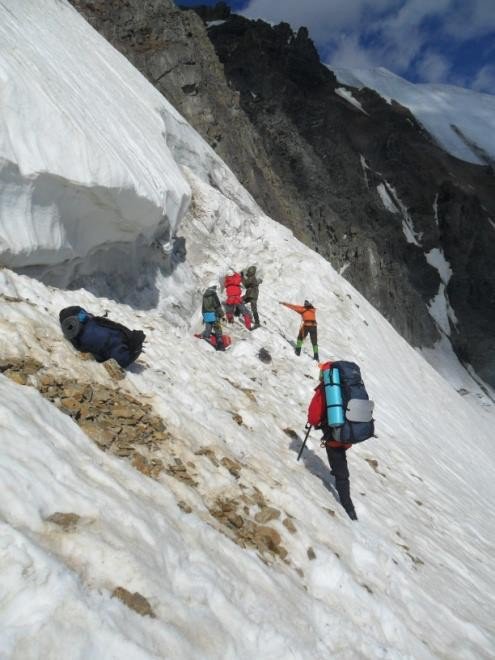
[242,267,262,302]
[202,288,224,316]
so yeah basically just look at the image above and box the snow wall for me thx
[0,0,256,279]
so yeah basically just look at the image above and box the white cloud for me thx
[373,0,451,72]
[329,34,380,69]
[472,64,495,94]
[416,51,451,83]
[327,25,426,76]
[444,0,495,39]
[380,0,450,32]
[240,0,495,91]
[239,0,396,42]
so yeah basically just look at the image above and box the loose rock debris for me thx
[112,587,155,618]
[2,356,304,568]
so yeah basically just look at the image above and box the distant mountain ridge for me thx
[333,66,495,167]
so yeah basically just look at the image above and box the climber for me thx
[307,362,357,520]
[202,282,225,350]
[59,306,145,368]
[241,265,262,329]
[224,269,252,329]
[279,300,318,360]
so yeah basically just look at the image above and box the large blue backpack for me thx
[328,361,375,443]
[59,306,145,368]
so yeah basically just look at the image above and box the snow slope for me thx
[1,2,495,658]
[1,167,495,658]
[333,67,495,166]
[0,0,255,273]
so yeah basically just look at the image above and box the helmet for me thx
[304,299,312,307]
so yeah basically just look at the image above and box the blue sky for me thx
[177,0,495,94]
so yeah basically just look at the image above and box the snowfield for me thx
[333,67,495,166]
[1,169,495,658]
[1,1,495,659]
[0,0,255,275]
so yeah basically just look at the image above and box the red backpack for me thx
[224,273,242,305]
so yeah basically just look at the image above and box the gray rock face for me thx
[69,0,296,228]
[438,182,495,386]
[69,1,495,387]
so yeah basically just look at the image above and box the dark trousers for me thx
[226,303,251,320]
[297,325,317,345]
[247,300,260,325]
[203,320,223,340]
[296,325,318,356]
[325,445,354,514]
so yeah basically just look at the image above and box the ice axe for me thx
[297,423,312,461]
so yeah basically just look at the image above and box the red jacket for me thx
[307,364,351,449]
[225,273,242,305]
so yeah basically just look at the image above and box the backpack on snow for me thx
[59,306,145,368]
[308,361,375,444]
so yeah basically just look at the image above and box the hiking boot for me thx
[346,507,358,521]
[104,358,126,381]
[313,353,319,362]
[295,347,301,356]
[215,339,226,351]
[251,323,260,331]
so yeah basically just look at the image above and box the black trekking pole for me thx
[297,423,312,461]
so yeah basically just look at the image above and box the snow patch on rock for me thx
[428,284,452,335]
[335,88,369,115]
[377,182,421,245]
[425,248,452,285]
[376,183,399,214]
[333,67,495,166]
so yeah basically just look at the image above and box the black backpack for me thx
[330,361,375,443]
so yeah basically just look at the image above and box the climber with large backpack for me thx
[201,282,226,351]
[59,306,145,368]
[224,269,252,330]
[304,360,375,521]
[279,300,318,361]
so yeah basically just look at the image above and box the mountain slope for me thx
[75,3,495,389]
[1,167,495,657]
[1,1,495,657]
